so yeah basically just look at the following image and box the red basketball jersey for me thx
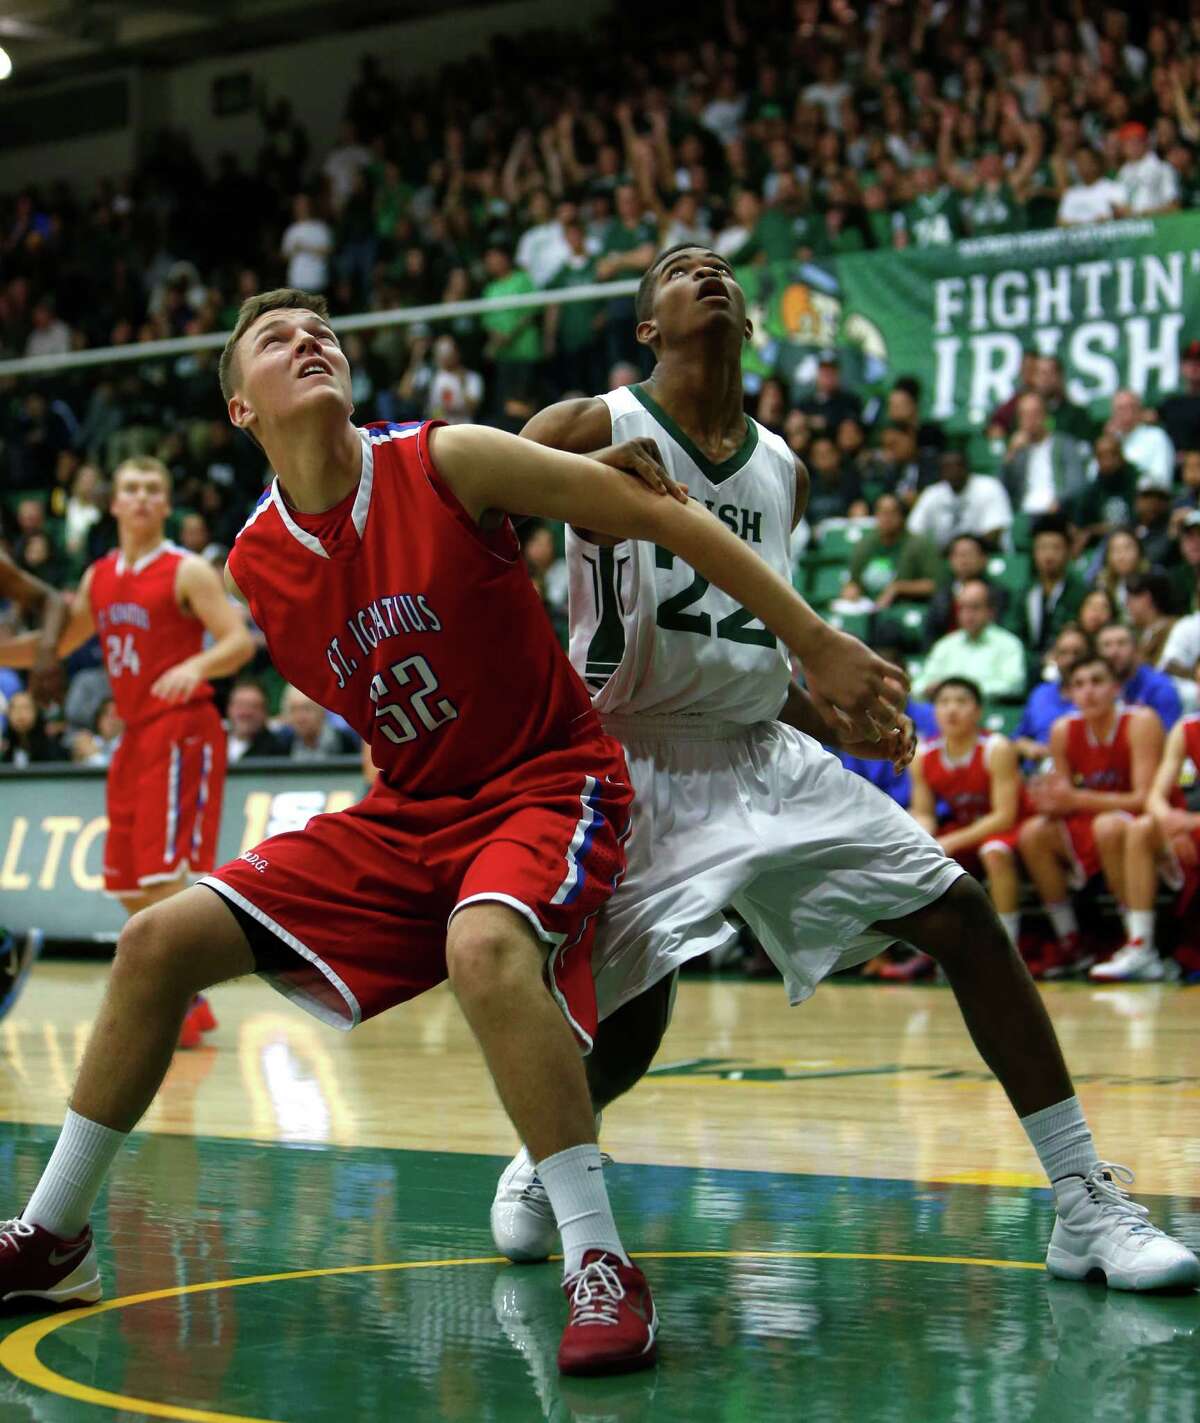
[1170,713,1200,811]
[1063,708,1133,792]
[921,735,996,828]
[226,420,601,796]
[88,542,211,727]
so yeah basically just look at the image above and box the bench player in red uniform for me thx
[1095,699,1200,981]
[0,288,908,1376]
[0,458,254,1045]
[910,677,1025,947]
[1018,654,1163,978]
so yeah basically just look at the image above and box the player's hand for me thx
[151,658,204,704]
[1157,807,1196,841]
[1029,772,1074,815]
[836,712,917,772]
[804,627,909,744]
[1171,831,1198,870]
[593,438,688,503]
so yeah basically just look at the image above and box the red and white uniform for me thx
[89,542,226,894]
[203,421,632,1045]
[919,733,1024,869]
[1058,707,1134,885]
[1160,714,1200,896]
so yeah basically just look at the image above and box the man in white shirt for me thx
[1116,122,1179,216]
[280,194,333,292]
[1108,388,1175,489]
[908,449,1014,552]
[322,122,372,212]
[24,301,72,359]
[515,191,574,289]
[1057,148,1126,226]
[415,336,484,425]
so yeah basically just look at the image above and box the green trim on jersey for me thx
[582,545,629,689]
[631,384,759,487]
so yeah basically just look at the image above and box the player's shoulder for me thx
[521,396,612,453]
[231,483,280,549]
[360,419,425,449]
[1125,703,1161,732]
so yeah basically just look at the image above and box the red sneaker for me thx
[558,1251,658,1376]
[0,1219,100,1309]
[192,995,217,1034]
[177,998,207,1050]
[877,951,936,982]
[1041,932,1096,981]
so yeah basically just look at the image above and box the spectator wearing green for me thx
[595,184,657,370]
[858,172,895,250]
[1070,433,1140,553]
[1008,514,1088,673]
[940,95,1041,238]
[842,492,947,610]
[482,242,541,425]
[918,579,1028,701]
[543,219,604,395]
[894,155,962,249]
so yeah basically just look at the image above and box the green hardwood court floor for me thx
[0,1126,1197,1422]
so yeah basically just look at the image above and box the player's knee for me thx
[919,877,1008,964]
[1017,816,1050,857]
[1128,814,1157,848]
[446,913,536,1006]
[1092,813,1126,850]
[113,906,191,993]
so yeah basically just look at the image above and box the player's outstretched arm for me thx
[780,681,915,771]
[0,552,69,703]
[150,556,255,704]
[0,565,95,672]
[430,423,908,733]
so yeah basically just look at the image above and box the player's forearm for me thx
[189,627,254,680]
[779,682,838,742]
[943,806,1015,851]
[35,589,68,665]
[1068,788,1146,815]
[0,632,41,668]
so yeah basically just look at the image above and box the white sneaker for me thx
[490,1145,613,1263]
[490,1149,559,1263]
[1089,941,1165,982]
[1047,1162,1200,1291]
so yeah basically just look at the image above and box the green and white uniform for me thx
[568,384,961,1019]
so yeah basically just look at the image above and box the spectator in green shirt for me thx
[1070,433,1140,554]
[481,243,541,426]
[595,184,657,372]
[842,493,947,610]
[543,219,604,395]
[894,155,963,250]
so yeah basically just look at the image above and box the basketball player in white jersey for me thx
[490,245,1198,1292]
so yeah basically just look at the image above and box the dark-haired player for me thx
[910,677,1026,946]
[491,244,1199,1294]
[0,287,909,1376]
[0,457,254,1047]
[1018,654,1163,978]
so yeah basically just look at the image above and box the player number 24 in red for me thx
[369,654,458,746]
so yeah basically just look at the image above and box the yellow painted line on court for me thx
[0,1248,1044,1423]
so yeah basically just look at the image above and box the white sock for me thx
[999,912,1020,947]
[1046,902,1078,942]
[1126,910,1155,952]
[22,1109,127,1237]
[1019,1095,1099,1185]
[536,1143,628,1275]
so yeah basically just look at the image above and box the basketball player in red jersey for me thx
[0,289,908,1376]
[910,677,1025,947]
[0,457,254,1046]
[1097,693,1200,981]
[1018,654,1163,978]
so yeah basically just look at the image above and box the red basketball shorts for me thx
[1059,810,1133,889]
[105,701,227,895]
[201,737,632,1051]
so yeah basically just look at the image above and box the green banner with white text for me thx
[831,212,1200,433]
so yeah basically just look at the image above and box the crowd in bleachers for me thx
[4,1,1200,978]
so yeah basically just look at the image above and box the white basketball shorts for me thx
[592,715,965,1020]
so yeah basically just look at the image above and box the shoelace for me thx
[1082,1162,1162,1239]
[0,1218,35,1250]
[564,1256,626,1327]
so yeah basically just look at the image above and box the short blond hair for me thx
[218,288,331,403]
[112,456,172,495]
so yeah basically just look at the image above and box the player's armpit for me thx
[224,562,249,606]
[520,396,613,454]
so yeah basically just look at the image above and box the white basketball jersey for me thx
[567,384,796,724]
